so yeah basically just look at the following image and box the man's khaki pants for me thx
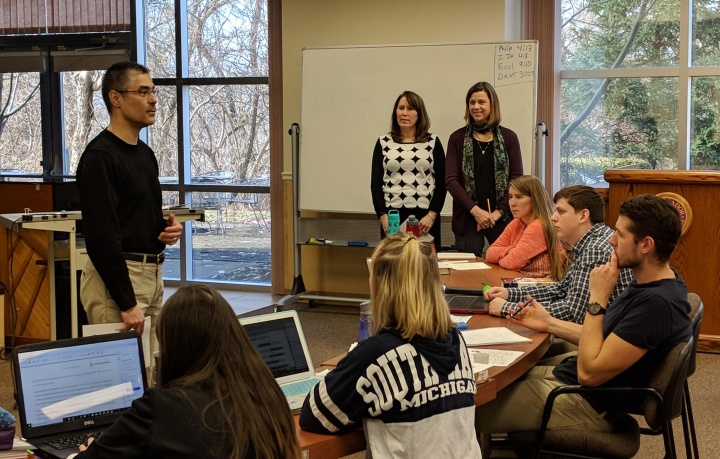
[80,259,164,368]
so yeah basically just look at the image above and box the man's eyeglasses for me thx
[115,88,157,99]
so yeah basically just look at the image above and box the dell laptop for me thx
[13,332,147,459]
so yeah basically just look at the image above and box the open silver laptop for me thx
[239,310,321,411]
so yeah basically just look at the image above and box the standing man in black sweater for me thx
[77,62,182,361]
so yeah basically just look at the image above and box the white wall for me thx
[282,0,515,173]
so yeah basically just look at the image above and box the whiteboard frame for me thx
[299,41,538,214]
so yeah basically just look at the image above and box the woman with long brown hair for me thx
[485,175,568,280]
[75,284,300,459]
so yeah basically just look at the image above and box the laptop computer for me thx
[444,286,489,314]
[239,310,321,411]
[13,332,147,459]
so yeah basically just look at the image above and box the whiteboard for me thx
[299,41,538,214]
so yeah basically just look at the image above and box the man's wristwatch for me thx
[587,302,607,316]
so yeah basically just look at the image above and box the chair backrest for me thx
[644,337,693,430]
[687,292,704,376]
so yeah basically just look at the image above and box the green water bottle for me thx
[482,281,491,293]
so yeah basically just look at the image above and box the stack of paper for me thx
[437,252,477,260]
[461,327,532,346]
[449,262,491,271]
[468,349,524,367]
[0,437,34,459]
[83,316,152,364]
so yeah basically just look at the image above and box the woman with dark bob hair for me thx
[74,284,300,459]
[446,81,523,256]
[371,90,446,249]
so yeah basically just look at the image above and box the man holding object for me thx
[77,62,182,359]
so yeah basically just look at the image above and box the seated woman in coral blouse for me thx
[485,175,565,279]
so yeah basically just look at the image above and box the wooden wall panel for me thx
[0,183,53,344]
[605,170,720,352]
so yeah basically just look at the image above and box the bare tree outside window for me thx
[0,73,42,176]
[63,71,108,174]
[145,0,271,285]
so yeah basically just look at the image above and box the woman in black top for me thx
[371,90,446,250]
[75,285,300,459]
[445,81,524,256]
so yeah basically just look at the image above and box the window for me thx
[1,0,272,287]
[560,0,720,188]
[144,0,271,286]
[0,73,42,177]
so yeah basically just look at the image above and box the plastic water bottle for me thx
[482,281,491,294]
[358,301,372,341]
[387,210,400,236]
[406,215,420,237]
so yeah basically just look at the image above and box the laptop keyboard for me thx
[448,295,483,309]
[45,430,104,450]
[282,378,321,397]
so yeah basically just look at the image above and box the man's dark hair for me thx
[619,194,681,263]
[101,62,151,113]
[553,185,605,225]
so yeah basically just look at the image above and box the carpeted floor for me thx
[1,303,718,458]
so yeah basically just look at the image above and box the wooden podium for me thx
[604,169,720,352]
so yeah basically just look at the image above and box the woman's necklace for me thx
[474,137,492,155]
[473,131,493,155]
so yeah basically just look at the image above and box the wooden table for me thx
[294,260,551,458]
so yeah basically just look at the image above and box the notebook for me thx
[444,286,489,314]
[13,332,147,459]
[239,310,321,411]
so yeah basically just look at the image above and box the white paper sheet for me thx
[450,262,492,270]
[82,316,152,365]
[461,327,532,346]
[438,260,469,269]
[437,252,477,260]
[450,314,473,324]
[468,348,524,367]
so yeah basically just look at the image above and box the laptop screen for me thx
[242,316,311,380]
[14,333,147,438]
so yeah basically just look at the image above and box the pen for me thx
[487,198,492,215]
[509,298,534,318]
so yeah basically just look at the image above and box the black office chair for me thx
[517,337,694,459]
[681,293,704,459]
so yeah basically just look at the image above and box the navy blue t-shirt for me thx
[554,273,692,413]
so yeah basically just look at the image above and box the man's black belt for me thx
[123,252,165,264]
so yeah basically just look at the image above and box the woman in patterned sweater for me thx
[371,91,446,250]
[485,175,567,279]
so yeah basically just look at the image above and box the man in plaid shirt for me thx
[485,185,633,324]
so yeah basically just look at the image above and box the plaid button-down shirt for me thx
[502,223,634,323]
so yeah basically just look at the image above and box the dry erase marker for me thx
[509,298,533,319]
